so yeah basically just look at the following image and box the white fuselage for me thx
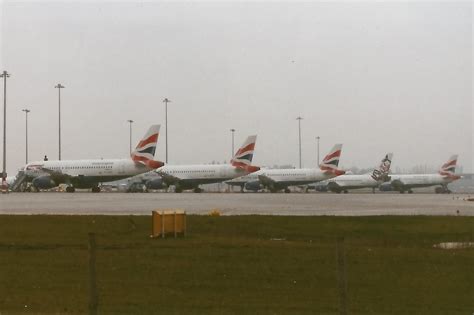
[157,164,252,189]
[325,174,380,190]
[389,173,454,188]
[228,168,335,186]
[24,159,151,188]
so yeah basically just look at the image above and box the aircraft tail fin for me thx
[131,125,164,169]
[370,153,393,181]
[438,155,460,179]
[231,135,260,172]
[319,144,345,176]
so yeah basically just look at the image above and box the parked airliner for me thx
[226,144,345,193]
[379,155,461,194]
[322,153,393,193]
[145,135,259,193]
[21,125,163,192]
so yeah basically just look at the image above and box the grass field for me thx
[0,215,473,314]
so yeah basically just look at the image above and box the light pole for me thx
[127,119,134,154]
[1,71,10,189]
[296,116,303,168]
[316,136,320,166]
[54,83,65,160]
[163,98,171,163]
[230,128,235,158]
[22,109,31,164]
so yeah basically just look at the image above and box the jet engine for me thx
[145,178,165,190]
[327,182,343,193]
[244,180,263,192]
[32,176,56,190]
[378,182,394,191]
[312,183,328,192]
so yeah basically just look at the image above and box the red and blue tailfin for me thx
[319,144,345,176]
[231,135,260,173]
[131,125,164,169]
[438,155,460,180]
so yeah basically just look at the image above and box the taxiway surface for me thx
[1,192,473,216]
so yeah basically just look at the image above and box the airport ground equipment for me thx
[151,210,186,238]
[10,170,29,192]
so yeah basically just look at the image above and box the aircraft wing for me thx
[155,170,181,185]
[327,181,343,193]
[390,179,405,191]
[39,167,71,182]
[257,174,276,186]
[257,174,286,192]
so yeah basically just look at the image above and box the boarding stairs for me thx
[10,170,29,192]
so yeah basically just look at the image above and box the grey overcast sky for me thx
[0,1,472,175]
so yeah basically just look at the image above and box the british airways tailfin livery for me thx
[131,125,163,169]
[147,135,259,193]
[381,155,461,194]
[227,144,345,193]
[230,135,259,172]
[20,125,163,192]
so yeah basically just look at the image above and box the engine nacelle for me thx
[32,176,56,190]
[244,180,263,192]
[313,183,328,192]
[378,182,394,191]
[145,178,165,190]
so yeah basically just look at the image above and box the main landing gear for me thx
[66,186,76,193]
[435,186,452,194]
[91,186,101,193]
[193,187,203,193]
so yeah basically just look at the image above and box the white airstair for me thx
[10,170,29,192]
